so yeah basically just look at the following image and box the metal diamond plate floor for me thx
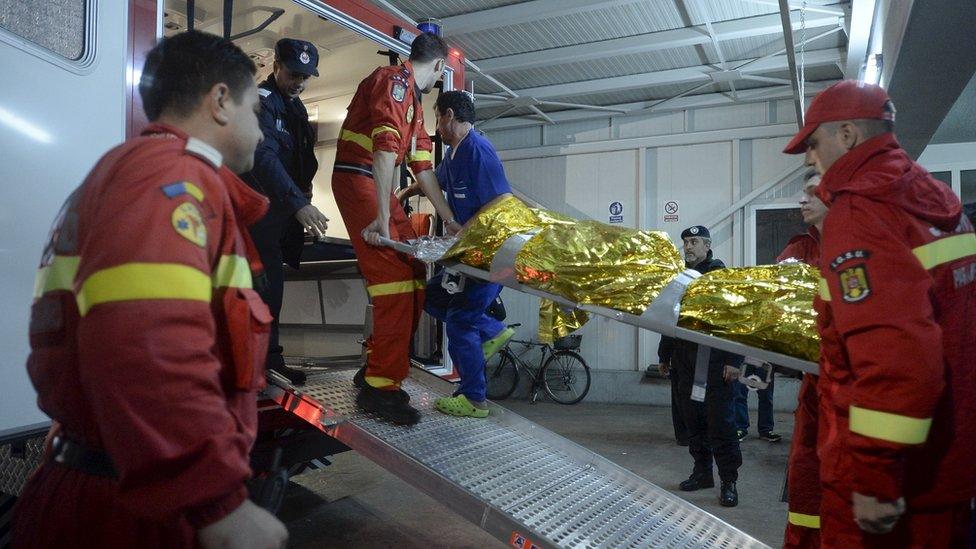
[268,368,769,549]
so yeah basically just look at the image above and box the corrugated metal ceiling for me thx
[378,0,849,120]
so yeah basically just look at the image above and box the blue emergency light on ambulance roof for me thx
[417,18,442,36]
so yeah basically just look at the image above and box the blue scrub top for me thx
[435,130,513,225]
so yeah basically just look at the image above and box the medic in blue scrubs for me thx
[424,91,516,418]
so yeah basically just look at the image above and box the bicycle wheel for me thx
[541,350,591,404]
[486,349,519,400]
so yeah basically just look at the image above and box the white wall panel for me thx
[485,126,542,150]
[544,118,611,145]
[656,142,734,261]
[613,111,684,139]
[694,102,768,132]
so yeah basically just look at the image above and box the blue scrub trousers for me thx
[425,270,506,402]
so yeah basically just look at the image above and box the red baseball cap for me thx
[783,80,895,154]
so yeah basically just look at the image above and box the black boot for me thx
[356,385,420,425]
[269,363,307,385]
[352,367,410,403]
[679,471,715,491]
[720,481,738,507]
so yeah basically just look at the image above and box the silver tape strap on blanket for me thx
[488,230,541,286]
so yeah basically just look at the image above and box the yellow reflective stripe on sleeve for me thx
[788,512,821,529]
[76,263,211,316]
[367,280,418,298]
[414,279,426,290]
[371,125,401,139]
[849,405,932,445]
[913,233,976,270]
[213,255,252,289]
[818,276,831,301]
[33,255,80,298]
[339,129,373,153]
[407,150,432,163]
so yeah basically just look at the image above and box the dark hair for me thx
[139,30,256,121]
[409,32,448,64]
[435,91,475,124]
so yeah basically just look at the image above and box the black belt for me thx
[51,435,117,479]
[333,162,373,177]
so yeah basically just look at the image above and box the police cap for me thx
[275,38,319,77]
[681,225,710,239]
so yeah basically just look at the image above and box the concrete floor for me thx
[280,400,794,548]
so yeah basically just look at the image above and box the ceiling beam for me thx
[440,0,643,36]
[844,0,878,78]
[778,0,805,125]
[509,48,844,100]
[475,11,842,73]
[478,81,836,130]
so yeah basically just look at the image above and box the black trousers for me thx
[674,348,742,482]
[669,366,688,444]
[249,208,302,370]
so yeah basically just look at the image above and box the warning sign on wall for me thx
[663,200,679,223]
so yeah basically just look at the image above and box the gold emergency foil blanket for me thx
[538,299,590,343]
[678,262,820,362]
[442,195,573,268]
[443,198,820,361]
[515,220,684,314]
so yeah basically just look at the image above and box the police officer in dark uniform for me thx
[664,225,744,507]
[242,38,329,385]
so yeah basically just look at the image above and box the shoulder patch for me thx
[172,202,207,247]
[258,88,272,98]
[838,264,871,303]
[391,82,406,103]
[829,249,871,271]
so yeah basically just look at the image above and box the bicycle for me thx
[485,323,592,405]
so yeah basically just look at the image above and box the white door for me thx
[0,2,134,434]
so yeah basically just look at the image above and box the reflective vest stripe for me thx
[818,276,831,301]
[849,405,932,445]
[371,125,401,140]
[340,129,373,153]
[913,233,976,270]
[213,254,252,289]
[33,255,80,298]
[76,263,211,315]
[787,512,821,529]
[367,279,424,298]
[406,150,432,163]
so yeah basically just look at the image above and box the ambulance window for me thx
[930,171,952,187]
[961,169,976,206]
[0,0,88,61]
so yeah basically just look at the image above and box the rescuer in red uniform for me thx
[778,171,826,549]
[332,33,457,425]
[12,31,288,548]
[784,80,976,548]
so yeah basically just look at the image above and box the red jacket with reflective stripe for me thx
[335,61,433,174]
[25,123,271,531]
[814,133,976,506]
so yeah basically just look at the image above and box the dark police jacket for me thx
[657,251,745,375]
[242,75,318,265]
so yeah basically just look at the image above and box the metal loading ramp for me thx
[266,367,770,549]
